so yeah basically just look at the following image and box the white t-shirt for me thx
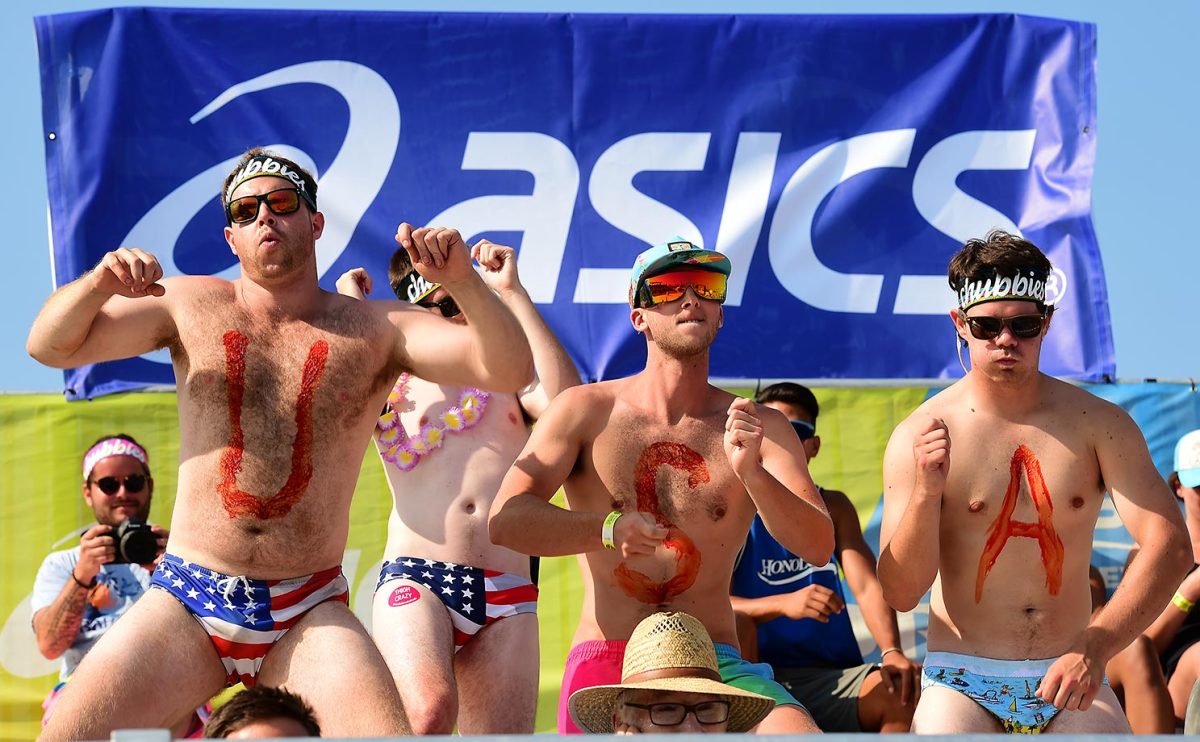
[31,547,153,680]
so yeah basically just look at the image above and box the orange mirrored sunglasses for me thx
[639,269,728,307]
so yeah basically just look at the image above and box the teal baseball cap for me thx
[629,238,731,308]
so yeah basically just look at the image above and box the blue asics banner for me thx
[36,10,1111,398]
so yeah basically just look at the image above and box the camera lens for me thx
[114,520,158,564]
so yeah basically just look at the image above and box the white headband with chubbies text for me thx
[958,268,1048,311]
[225,155,316,207]
[83,438,149,481]
[395,272,440,304]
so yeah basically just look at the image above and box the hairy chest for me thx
[587,414,747,526]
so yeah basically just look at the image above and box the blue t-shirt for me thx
[731,510,863,669]
[31,547,153,680]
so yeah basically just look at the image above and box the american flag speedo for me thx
[377,557,538,650]
[151,553,349,686]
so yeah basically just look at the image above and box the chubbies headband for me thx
[224,155,317,209]
[393,272,440,304]
[83,438,149,481]
[957,267,1048,311]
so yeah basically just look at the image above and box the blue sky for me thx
[3,0,1197,391]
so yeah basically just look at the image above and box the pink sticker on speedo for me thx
[388,585,420,607]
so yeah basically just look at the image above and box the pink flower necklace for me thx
[375,373,490,472]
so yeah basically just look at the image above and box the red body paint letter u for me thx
[975,445,1064,602]
[217,330,329,519]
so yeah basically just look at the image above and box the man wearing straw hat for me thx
[569,612,775,734]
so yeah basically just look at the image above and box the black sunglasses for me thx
[90,474,149,495]
[962,312,1047,341]
[418,296,462,319]
[623,700,730,726]
[226,187,312,224]
[790,419,816,441]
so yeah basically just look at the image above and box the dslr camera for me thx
[111,519,158,564]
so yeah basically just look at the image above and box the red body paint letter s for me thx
[613,441,708,604]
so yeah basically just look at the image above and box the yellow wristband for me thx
[602,511,623,551]
[1172,591,1195,614]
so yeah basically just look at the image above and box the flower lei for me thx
[375,374,490,472]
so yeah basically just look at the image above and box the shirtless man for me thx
[334,239,579,733]
[489,238,834,733]
[26,148,533,739]
[878,229,1190,734]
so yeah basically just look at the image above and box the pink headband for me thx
[83,438,149,481]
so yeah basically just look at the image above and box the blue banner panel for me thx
[36,10,1111,398]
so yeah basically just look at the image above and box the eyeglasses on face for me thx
[226,187,311,224]
[639,269,728,308]
[623,700,731,726]
[790,419,816,441]
[418,296,462,319]
[961,311,1047,341]
[90,474,149,495]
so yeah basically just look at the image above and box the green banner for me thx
[0,386,985,738]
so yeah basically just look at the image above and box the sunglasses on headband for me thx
[638,269,728,308]
[226,187,312,225]
[90,474,149,495]
[961,311,1048,341]
[418,296,462,319]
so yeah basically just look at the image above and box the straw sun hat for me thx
[568,612,775,733]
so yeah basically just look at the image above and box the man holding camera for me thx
[31,434,203,735]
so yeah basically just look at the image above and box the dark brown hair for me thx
[755,382,819,422]
[204,685,320,738]
[221,148,318,209]
[948,229,1054,314]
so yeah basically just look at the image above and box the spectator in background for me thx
[567,611,775,734]
[205,686,320,739]
[1140,429,1200,727]
[31,434,207,737]
[1087,566,1175,733]
[335,238,579,734]
[731,382,919,733]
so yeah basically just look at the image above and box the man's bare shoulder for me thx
[891,383,962,438]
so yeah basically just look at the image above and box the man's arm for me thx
[489,385,666,556]
[32,527,116,659]
[473,241,580,418]
[27,249,173,368]
[877,416,947,612]
[1140,565,1199,655]
[726,399,833,566]
[1038,403,1190,711]
[391,225,532,393]
[827,489,921,705]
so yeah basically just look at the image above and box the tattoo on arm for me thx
[36,581,90,657]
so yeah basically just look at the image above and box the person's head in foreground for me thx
[221,148,323,282]
[568,612,774,734]
[628,238,731,358]
[205,685,321,739]
[947,229,1054,381]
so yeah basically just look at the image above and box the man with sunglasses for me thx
[31,435,207,736]
[731,382,919,733]
[27,148,533,739]
[491,238,834,734]
[333,238,579,734]
[878,229,1189,734]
